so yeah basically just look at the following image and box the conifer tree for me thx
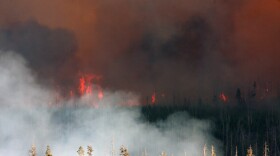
[236,88,243,105]
[29,144,36,156]
[246,145,254,156]
[263,142,269,156]
[211,145,216,156]
[203,144,207,156]
[87,145,93,156]
[120,145,130,156]
[78,146,85,156]
[45,145,52,156]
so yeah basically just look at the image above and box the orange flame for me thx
[85,85,92,95]
[78,73,104,101]
[50,73,104,106]
[79,77,86,95]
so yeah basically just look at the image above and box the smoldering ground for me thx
[0,51,222,155]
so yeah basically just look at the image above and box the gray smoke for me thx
[0,51,222,155]
[0,0,280,104]
[0,21,79,90]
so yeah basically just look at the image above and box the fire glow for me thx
[151,91,156,105]
[219,92,228,103]
[78,73,104,100]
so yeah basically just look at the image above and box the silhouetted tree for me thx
[236,88,244,105]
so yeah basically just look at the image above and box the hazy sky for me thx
[0,0,279,101]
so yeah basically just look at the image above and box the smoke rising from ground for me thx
[0,51,222,155]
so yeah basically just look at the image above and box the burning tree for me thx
[29,144,36,156]
[78,73,103,98]
[151,90,156,105]
[87,145,93,156]
[78,146,85,156]
[246,145,255,156]
[219,92,228,103]
[45,145,52,156]
[120,145,130,156]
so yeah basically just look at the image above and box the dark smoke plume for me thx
[0,0,279,103]
[0,21,79,92]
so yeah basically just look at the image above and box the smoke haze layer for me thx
[0,0,279,101]
[0,51,222,155]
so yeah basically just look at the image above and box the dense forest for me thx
[141,97,280,156]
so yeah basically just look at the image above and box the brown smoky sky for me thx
[0,0,280,102]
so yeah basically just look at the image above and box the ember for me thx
[219,92,228,103]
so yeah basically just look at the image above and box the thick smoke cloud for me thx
[0,51,222,155]
[0,21,79,91]
[0,0,279,102]
[103,15,230,99]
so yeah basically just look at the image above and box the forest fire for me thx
[52,73,105,106]
[219,92,228,103]
[98,90,104,99]
[78,73,102,96]
[151,91,156,105]
[79,77,86,95]
[77,73,104,100]
[1,0,280,155]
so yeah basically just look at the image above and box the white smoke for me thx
[0,51,222,155]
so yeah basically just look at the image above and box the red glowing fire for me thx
[78,73,104,100]
[98,91,104,99]
[51,73,104,105]
[79,77,86,95]
[219,92,228,103]
[151,91,156,105]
